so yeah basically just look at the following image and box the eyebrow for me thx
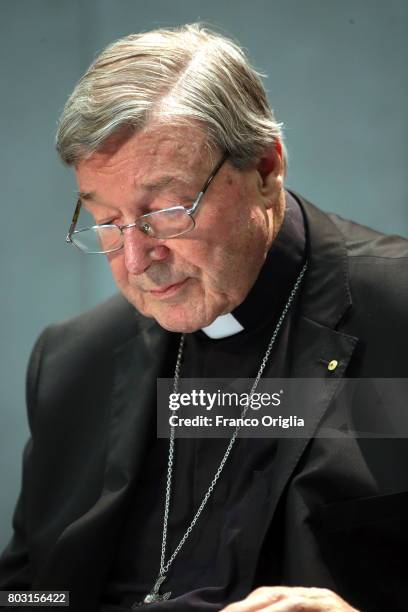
[77,176,192,204]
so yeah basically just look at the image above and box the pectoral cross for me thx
[132,575,171,607]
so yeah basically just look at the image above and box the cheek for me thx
[173,237,220,279]
[213,208,266,260]
[172,209,267,284]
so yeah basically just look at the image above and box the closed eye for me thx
[92,197,195,225]
[93,213,126,226]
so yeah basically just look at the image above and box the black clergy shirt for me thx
[100,192,306,611]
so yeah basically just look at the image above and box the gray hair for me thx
[56,23,286,169]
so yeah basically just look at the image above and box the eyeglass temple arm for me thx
[188,153,228,216]
[66,199,82,243]
[202,153,228,193]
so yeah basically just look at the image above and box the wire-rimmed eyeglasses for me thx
[66,154,227,254]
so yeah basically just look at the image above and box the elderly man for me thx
[1,24,407,612]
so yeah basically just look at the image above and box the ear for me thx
[256,141,284,208]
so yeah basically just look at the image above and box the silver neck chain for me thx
[137,261,308,606]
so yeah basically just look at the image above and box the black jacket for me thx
[1,195,408,612]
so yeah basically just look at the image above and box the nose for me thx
[123,226,169,275]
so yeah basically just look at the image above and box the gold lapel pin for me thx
[328,359,338,371]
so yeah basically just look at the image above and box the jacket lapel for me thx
[34,318,171,607]
[247,195,361,566]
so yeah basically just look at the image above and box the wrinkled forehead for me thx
[78,123,213,174]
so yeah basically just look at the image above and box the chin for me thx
[125,286,225,333]
[153,315,204,334]
[151,305,219,334]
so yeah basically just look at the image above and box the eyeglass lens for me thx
[72,207,195,252]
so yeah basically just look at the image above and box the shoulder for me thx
[327,210,408,260]
[31,293,150,363]
[26,294,154,428]
[295,191,408,261]
[327,212,408,313]
[297,194,408,297]
[45,293,141,344]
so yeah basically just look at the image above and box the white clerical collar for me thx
[201,313,244,339]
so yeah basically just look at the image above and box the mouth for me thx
[149,278,189,299]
